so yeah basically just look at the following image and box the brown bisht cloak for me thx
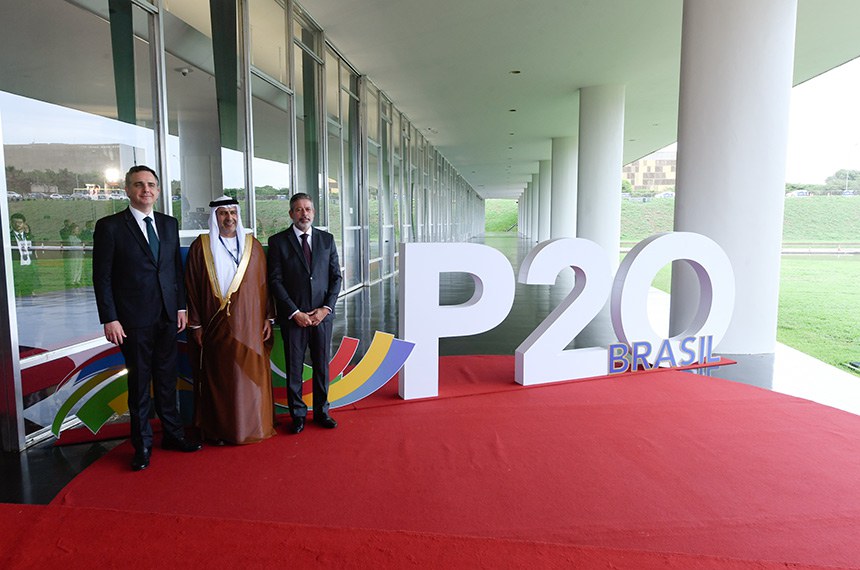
[185,234,276,444]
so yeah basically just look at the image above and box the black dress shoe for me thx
[161,437,202,452]
[291,417,305,434]
[313,414,337,429]
[131,448,151,471]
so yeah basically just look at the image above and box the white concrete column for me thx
[576,85,625,270]
[551,136,578,239]
[522,183,531,237]
[672,0,797,355]
[517,195,523,236]
[530,173,540,243]
[519,193,526,237]
[575,85,625,348]
[538,160,552,242]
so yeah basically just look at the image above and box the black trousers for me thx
[121,314,184,451]
[281,319,332,419]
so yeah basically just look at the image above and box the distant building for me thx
[623,148,676,192]
[4,143,145,178]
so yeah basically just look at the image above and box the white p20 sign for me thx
[398,233,735,400]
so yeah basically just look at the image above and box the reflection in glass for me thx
[249,0,288,85]
[0,0,157,436]
[380,114,394,276]
[163,0,246,230]
[368,144,381,261]
[1,1,155,354]
[366,86,379,143]
[328,123,343,258]
[341,86,362,290]
[294,44,324,223]
[251,73,293,240]
[325,49,339,120]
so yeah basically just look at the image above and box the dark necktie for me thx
[144,216,160,260]
[301,232,312,267]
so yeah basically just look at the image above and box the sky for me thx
[2,56,860,187]
[786,56,860,183]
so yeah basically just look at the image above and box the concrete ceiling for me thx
[300,0,860,199]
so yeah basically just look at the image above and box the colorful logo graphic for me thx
[34,331,414,439]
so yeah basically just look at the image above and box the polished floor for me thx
[3,231,859,504]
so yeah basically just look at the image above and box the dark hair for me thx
[289,192,314,209]
[11,213,26,223]
[125,165,159,188]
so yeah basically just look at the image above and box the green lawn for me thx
[776,255,859,373]
[484,199,518,232]
[643,255,859,376]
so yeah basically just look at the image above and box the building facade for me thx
[622,148,676,193]
[0,0,483,451]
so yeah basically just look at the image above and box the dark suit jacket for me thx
[267,225,342,324]
[9,229,34,262]
[92,208,185,328]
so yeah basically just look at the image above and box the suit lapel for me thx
[310,230,322,273]
[154,212,168,265]
[123,208,157,265]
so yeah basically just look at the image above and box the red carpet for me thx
[16,356,860,567]
[0,503,834,570]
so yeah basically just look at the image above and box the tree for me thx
[823,169,860,195]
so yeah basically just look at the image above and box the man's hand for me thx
[262,320,272,341]
[177,311,187,333]
[292,312,314,328]
[104,320,126,346]
[190,327,203,346]
[308,307,331,326]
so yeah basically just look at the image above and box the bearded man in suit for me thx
[267,193,342,434]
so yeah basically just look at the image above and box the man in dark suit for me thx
[268,193,342,434]
[92,165,201,471]
[9,212,39,297]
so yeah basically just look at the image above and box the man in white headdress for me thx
[185,196,276,444]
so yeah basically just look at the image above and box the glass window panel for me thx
[341,88,361,290]
[344,69,359,97]
[294,45,324,223]
[393,159,402,246]
[0,0,157,435]
[251,73,292,241]
[164,0,247,230]
[392,111,401,156]
[293,7,322,58]
[343,228,362,289]
[380,118,394,275]
[249,0,288,84]
[366,85,379,143]
[327,123,343,261]
[410,164,419,241]
[342,90,360,228]
[367,144,380,261]
[325,49,339,120]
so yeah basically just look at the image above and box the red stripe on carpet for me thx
[50,356,860,568]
